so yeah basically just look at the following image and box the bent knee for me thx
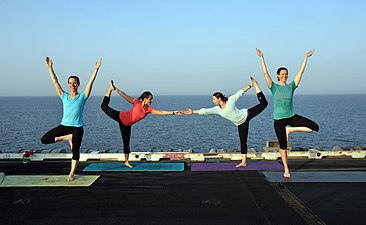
[312,124,320,132]
[41,136,52,144]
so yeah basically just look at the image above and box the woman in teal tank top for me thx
[41,57,102,182]
[256,49,319,178]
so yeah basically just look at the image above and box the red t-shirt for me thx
[119,99,154,126]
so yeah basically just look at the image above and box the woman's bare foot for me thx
[235,162,247,168]
[283,172,291,178]
[110,80,116,90]
[250,76,262,93]
[67,134,73,149]
[285,127,291,141]
[55,134,73,148]
[67,174,75,182]
[124,162,133,168]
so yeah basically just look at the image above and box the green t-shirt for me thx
[270,81,297,120]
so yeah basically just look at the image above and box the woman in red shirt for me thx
[101,80,182,168]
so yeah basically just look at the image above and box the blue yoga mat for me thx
[191,161,283,171]
[83,162,184,172]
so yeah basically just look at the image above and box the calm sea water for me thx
[1,94,365,153]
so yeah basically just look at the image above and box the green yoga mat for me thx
[0,173,100,187]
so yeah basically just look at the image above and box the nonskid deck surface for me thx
[0,159,365,225]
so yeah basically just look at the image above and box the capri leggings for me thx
[274,114,319,150]
[238,92,268,154]
[101,96,132,154]
[41,125,84,160]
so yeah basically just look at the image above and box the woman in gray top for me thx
[187,76,268,167]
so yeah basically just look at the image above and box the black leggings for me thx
[41,125,84,160]
[101,96,132,154]
[238,92,268,154]
[274,114,319,149]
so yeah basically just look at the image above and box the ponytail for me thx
[138,91,153,100]
[213,92,228,102]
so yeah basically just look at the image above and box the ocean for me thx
[1,94,365,153]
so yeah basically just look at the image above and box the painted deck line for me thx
[263,171,366,183]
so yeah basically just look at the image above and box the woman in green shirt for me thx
[256,49,319,178]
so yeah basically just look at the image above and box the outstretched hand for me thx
[256,48,263,57]
[306,49,315,58]
[95,58,102,70]
[184,109,194,115]
[46,56,53,67]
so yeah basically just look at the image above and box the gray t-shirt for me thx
[199,90,248,126]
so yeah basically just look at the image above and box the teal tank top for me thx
[60,92,88,127]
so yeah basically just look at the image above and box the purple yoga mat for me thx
[191,161,283,171]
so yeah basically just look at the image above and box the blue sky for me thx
[1,0,365,96]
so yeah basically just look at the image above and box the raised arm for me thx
[241,77,254,93]
[84,58,102,97]
[256,48,273,88]
[46,57,64,97]
[114,86,135,104]
[294,49,314,86]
